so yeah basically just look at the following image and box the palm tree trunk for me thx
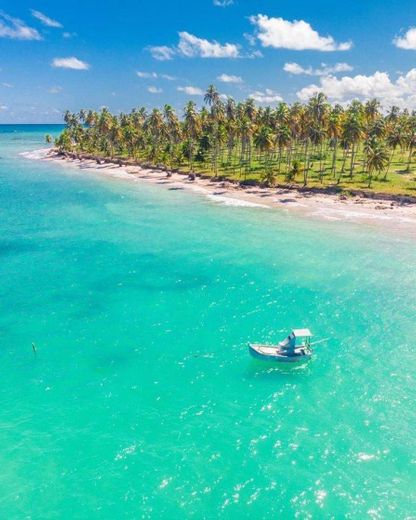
[319,142,324,183]
[331,139,338,178]
[341,148,347,173]
[384,149,395,180]
[406,144,413,172]
[349,143,356,178]
[189,138,194,171]
[286,146,292,177]
[303,140,310,186]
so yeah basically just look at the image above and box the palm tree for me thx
[405,115,416,172]
[204,84,220,107]
[386,105,400,125]
[298,108,312,186]
[163,105,182,168]
[275,124,291,175]
[327,105,343,179]
[308,92,328,126]
[183,101,201,171]
[254,125,274,181]
[366,140,389,187]
[144,108,165,163]
[384,128,403,179]
[364,99,381,126]
[343,112,363,178]
[204,85,224,176]
[238,117,254,178]
[275,102,290,126]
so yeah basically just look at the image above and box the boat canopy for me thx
[279,332,296,350]
[292,328,313,337]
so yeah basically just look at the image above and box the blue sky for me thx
[2,0,416,122]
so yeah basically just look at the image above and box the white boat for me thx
[248,329,313,363]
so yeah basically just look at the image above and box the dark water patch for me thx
[245,360,314,380]
[0,239,38,257]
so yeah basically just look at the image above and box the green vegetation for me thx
[55,87,416,196]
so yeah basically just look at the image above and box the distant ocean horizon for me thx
[1,125,415,518]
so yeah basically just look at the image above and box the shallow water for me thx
[1,125,415,518]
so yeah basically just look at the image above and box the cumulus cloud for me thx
[249,88,282,104]
[213,0,234,6]
[0,11,42,40]
[0,104,8,110]
[284,62,353,76]
[148,86,163,94]
[149,32,240,60]
[51,57,90,70]
[137,71,176,80]
[177,86,204,95]
[217,73,243,83]
[2,82,13,88]
[149,45,176,61]
[250,15,352,51]
[30,10,62,28]
[137,71,158,79]
[178,31,240,58]
[296,69,416,108]
[393,28,416,50]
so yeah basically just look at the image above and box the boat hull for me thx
[248,343,312,363]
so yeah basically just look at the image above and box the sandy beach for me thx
[22,148,416,233]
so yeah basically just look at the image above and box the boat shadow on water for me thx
[245,358,315,379]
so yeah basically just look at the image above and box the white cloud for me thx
[137,71,158,79]
[62,31,76,39]
[51,57,90,70]
[217,73,243,83]
[250,15,352,51]
[148,86,163,94]
[137,71,176,80]
[0,104,7,110]
[248,49,263,59]
[296,69,416,109]
[178,31,240,58]
[1,82,13,88]
[249,88,282,104]
[160,74,176,80]
[48,86,62,94]
[0,11,42,40]
[393,28,416,50]
[177,86,204,95]
[149,46,176,61]
[244,32,256,46]
[213,0,234,6]
[284,62,353,76]
[30,10,62,28]
[284,62,308,75]
[149,32,240,61]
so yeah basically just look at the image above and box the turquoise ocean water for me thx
[1,125,415,518]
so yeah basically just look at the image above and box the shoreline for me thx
[21,148,416,232]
